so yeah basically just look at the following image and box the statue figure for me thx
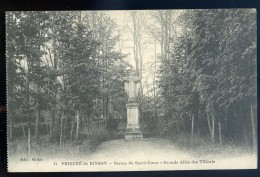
[123,75,141,102]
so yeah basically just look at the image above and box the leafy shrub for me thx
[88,130,111,151]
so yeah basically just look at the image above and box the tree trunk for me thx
[97,115,100,129]
[211,112,215,142]
[81,118,84,133]
[165,11,168,60]
[197,109,201,136]
[35,109,40,139]
[218,120,222,146]
[59,116,63,148]
[191,114,194,138]
[49,118,52,135]
[87,115,90,133]
[50,47,58,137]
[44,117,49,134]
[22,122,26,138]
[153,40,158,125]
[251,103,257,153]
[102,98,105,129]
[71,119,74,141]
[207,110,215,142]
[130,12,139,76]
[28,128,31,156]
[50,109,55,136]
[206,111,212,137]
[76,111,80,142]
[35,22,41,140]
[106,94,109,120]
[138,41,143,93]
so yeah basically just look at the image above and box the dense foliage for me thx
[7,12,130,148]
[158,9,256,149]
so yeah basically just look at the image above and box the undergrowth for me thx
[169,133,254,158]
[8,129,112,160]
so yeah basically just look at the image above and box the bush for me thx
[88,130,111,151]
[106,118,120,133]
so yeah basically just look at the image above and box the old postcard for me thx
[6,9,257,172]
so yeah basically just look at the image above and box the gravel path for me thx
[88,138,191,161]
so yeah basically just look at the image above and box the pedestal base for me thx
[125,128,143,140]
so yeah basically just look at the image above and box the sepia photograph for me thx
[6,9,257,172]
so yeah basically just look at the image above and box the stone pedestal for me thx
[123,75,143,140]
[125,102,143,140]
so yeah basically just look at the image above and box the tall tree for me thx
[158,9,256,147]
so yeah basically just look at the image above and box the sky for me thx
[107,10,182,96]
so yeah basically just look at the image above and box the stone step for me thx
[125,132,143,140]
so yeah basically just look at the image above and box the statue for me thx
[123,75,141,102]
[123,75,143,140]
